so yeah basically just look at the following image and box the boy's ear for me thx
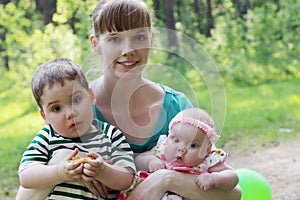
[39,109,48,124]
[89,88,97,105]
[90,35,101,54]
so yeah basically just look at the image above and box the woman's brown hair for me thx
[92,0,152,37]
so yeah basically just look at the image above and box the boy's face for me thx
[40,79,96,138]
[95,28,152,79]
[165,123,210,167]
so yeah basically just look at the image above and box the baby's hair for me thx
[174,107,216,130]
[31,58,89,110]
[92,0,151,37]
[171,108,218,158]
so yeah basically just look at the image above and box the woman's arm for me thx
[127,169,241,200]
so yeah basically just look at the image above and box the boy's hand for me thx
[57,148,84,181]
[82,152,104,182]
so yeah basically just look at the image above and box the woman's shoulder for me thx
[158,84,193,110]
[89,79,98,92]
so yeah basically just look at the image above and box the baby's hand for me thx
[148,157,165,172]
[82,152,104,182]
[195,172,216,191]
[57,148,84,181]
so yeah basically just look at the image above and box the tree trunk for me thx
[0,0,10,4]
[206,0,213,37]
[153,0,160,20]
[39,0,56,25]
[194,0,202,33]
[164,0,178,58]
[244,0,250,14]
[0,28,9,70]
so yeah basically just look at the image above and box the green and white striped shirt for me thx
[19,120,135,199]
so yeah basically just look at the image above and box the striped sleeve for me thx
[18,125,52,174]
[101,122,136,173]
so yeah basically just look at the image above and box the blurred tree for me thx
[164,0,179,57]
[37,0,57,25]
[206,0,213,37]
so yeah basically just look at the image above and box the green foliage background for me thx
[1,0,299,86]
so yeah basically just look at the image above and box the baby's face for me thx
[165,123,210,167]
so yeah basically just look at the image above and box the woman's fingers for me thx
[84,180,109,198]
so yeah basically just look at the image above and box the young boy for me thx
[17,58,135,199]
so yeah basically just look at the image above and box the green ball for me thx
[236,168,272,200]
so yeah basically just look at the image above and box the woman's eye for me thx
[134,34,146,41]
[51,105,61,112]
[108,36,121,42]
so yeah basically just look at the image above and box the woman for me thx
[89,0,241,199]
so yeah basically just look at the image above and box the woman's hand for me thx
[126,169,169,200]
[84,180,109,198]
[82,155,113,198]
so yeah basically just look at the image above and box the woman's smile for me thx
[117,60,140,70]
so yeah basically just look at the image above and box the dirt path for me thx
[227,139,300,200]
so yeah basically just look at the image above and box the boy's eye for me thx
[51,105,61,112]
[190,143,196,148]
[72,97,81,104]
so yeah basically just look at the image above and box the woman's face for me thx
[94,28,152,79]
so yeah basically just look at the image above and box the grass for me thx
[0,73,44,197]
[1,71,299,198]
[220,80,300,150]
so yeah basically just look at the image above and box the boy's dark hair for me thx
[31,58,89,109]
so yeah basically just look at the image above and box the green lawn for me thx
[1,72,299,198]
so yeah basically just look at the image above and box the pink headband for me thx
[169,116,219,142]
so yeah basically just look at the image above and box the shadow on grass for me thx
[0,106,37,127]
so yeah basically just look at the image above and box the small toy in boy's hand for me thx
[70,155,95,163]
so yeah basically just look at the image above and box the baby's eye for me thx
[51,105,61,112]
[190,143,196,148]
[173,138,179,143]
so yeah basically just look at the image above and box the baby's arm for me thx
[195,162,239,191]
[134,148,165,172]
[81,152,134,191]
[19,149,83,189]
